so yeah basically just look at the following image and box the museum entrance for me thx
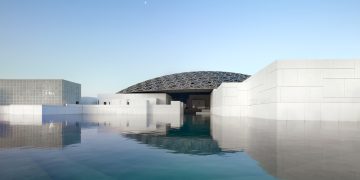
[168,92,211,114]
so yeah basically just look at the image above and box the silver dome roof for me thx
[118,71,250,93]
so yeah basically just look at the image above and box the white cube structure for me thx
[211,60,360,121]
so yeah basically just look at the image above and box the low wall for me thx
[82,103,148,115]
[98,93,171,105]
[0,100,183,116]
[0,105,42,115]
[43,105,83,115]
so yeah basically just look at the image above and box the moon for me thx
[144,1,147,5]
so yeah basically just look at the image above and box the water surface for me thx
[0,114,359,180]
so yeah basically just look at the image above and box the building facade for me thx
[211,60,360,121]
[118,71,249,114]
[0,79,81,105]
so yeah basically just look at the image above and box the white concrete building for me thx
[0,94,183,118]
[2,60,360,121]
[0,79,81,105]
[211,60,360,121]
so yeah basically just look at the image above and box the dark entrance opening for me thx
[168,92,211,114]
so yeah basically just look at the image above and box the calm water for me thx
[0,114,360,180]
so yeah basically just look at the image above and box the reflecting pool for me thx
[0,114,359,180]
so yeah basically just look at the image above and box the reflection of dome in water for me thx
[123,115,236,155]
[124,133,222,155]
[118,71,250,93]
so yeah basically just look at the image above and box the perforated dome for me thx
[118,71,249,93]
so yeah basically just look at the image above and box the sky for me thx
[0,0,360,96]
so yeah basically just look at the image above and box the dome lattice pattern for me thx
[118,71,250,93]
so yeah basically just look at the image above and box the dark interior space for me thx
[168,92,211,114]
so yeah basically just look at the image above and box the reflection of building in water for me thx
[211,115,360,180]
[124,115,223,155]
[211,115,247,152]
[82,113,183,134]
[0,120,81,149]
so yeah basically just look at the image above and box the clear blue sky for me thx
[1,0,360,96]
